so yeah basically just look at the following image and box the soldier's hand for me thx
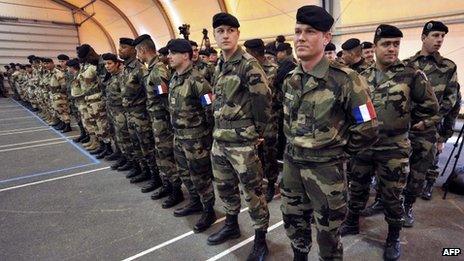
[412,121,426,131]
[437,142,444,153]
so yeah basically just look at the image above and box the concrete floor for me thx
[0,97,463,261]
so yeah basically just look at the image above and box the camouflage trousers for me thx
[280,156,346,259]
[76,98,96,136]
[405,131,437,201]
[85,95,110,143]
[41,90,57,123]
[348,147,410,226]
[125,106,157,168]
[27,87,38,109]
[51,92,71,124]
[426,150,440,183]
[150,114,181,187]
[211,140,269,231]
[69,99,81,123]
[108,105,133,158]
[260,120,279,183]
[174,135,215,207]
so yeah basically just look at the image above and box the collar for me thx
[147,55,160,69]
[294,56,330,79]
[218,45,244,65]
[410,51,443,64]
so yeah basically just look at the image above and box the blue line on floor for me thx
[11,99,99,164]
[0,162,98,184]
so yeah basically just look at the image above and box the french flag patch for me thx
[353,101,377,124]
[155,83,168,95]
[201,93,213,106]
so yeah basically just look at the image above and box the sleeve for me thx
[195,76,214,128]
[439,90,461,142]
[344,73,379,155]
[247,60,272,137]
[425,65,460,128]
[411,70,439,126]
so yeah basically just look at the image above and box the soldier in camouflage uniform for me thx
[340,24,439,261]
[165,39,217,232]
[404,21,461,202]
[117,38,162,191]
[55,54,72,132]
[324,42,337,61]
[205,13,271,261]
[280,6,379,260]
[341,38,370,73]
[244,38,280,202]
[190,40,215,84]
[41,59,61,126]
[361,41,375,66]
[133,34,184,208]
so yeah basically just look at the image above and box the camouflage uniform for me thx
[76,63,99,138]
[281,57,378,259]
[211,46,271,231]
[259,59,279,184]
[41,69,59,124]
[49,68,71,124]
[349,57,370,73]
[169,65,215,208]
[194,60,215,84]
[65,70,81,123]
[348,60,438,225]
[404,52,460,184]
[121,57,157,170]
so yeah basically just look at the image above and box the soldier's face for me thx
[26,67,32,73]
[324,50,336,61]
[264,54,276,63]
[105,60,119,74]
[168,51,189,69]
[422,31,446,53]
[45,62,54,70]
[58,60,67,68]
[199,54,209,63]
[68,67,78,75]
[191,46,199,61]
[374,38,401,66]
[294,23,331,61]
[119,44,135,60]
[209,53,218,63]
[362,48,375,62]
[214,26,240,52]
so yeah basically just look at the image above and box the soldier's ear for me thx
[323,32,332,45]
[421,34,426,42]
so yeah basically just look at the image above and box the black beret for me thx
[167,38,192,53]
[212,12,240,29]
[57,54,69,60]
[15,63,21,66]
[66,59,80,67]
[244,39,265,49]
[361,41,373,49]
[208,48,217,54]
[422,20,448,35]
[296,5,334,32]
[27,55,35,60]
[337,51,343,58]
[32,56,41,62]
[9,63,15,67]
[77,44,91,58]
[19,65,26,69]
[325,42,336,51]
[276,42,291,52]
[341,38,361,51]
[199,49,210,56]
[133,34,152,46]
[101,53,122,62]
[276,35,286,43]
[119,37,134,46]
[4,65,9,69]
[158,47,169,55]
[374,24,403,42]
[265,48,276,56]
[42,58,53,63]
[189,40,198,47]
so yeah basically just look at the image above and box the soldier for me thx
[244,38,280,202]
[166,39,217,232]
[208,48,218,65]
[340,24,439,260]
[403,21,461,201]
[342,38,370,73]
[205,12,271,260]
[199,49,210,63]
[133,34,184,208]
[41,59,61,126]
[336,50,344,64]
[361,41,375,65]
[280,6,378,260]
[66,59,89,143]
[190,40,215,83]
[117,38,162,192]
[264,47,277,64]
[49,54,72,133]
[324,42,337,61]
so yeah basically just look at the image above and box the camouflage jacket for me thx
[259,59,279,136]
[283,56,378,162]
[169,64,213,139]
[212,46,271,143]
[350,57,370,73]
[361,59,438,148]
[404,51,460,136]
[194,60,215,84]
[144,55,170,120]
[106,70,124,107]
[77,63,101,100]
[48,67,66,94]
[121,56,147,108]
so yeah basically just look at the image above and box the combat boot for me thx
[360,194,383,217]
[89,141,105,155]
[207,214,241,245]
[80,135,90,144]
[73,122,87,143]
[292,245,308,261]
[339,210,360,236]
[130,162,151,183]
[173,196,203,217]
[125,162,142,178]
[105,148,121,161]
[151,182,172,200]
[85,138,99,151]
[384,225,401,261]
[265,181,276,202]
[118,160,135,172]
[54,121,65,130]
[61,123,72,133]
[111,156,126,170]
[193,204,217,233]
[421,180,434,200]
[403,195,415,228]
[141,166,162,193]
[247,230,268,261]
[162,185,184,208]
[82,136,95,148]
[96,142,113,159]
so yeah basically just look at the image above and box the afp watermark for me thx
[442,248,461,256]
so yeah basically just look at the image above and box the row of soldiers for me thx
[4,5,461,261]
